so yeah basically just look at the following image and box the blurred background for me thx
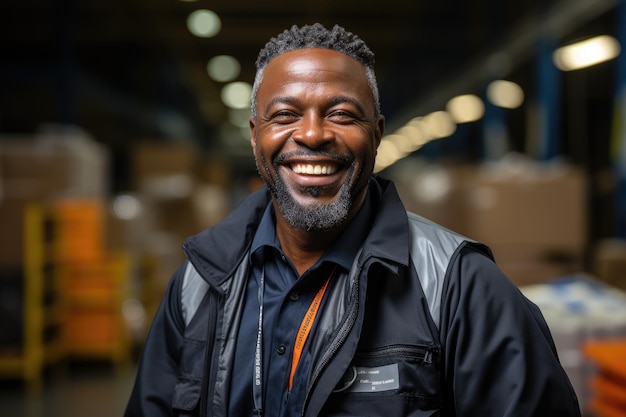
[1,0,626,416]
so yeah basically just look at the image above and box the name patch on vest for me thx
[348,363,399,392]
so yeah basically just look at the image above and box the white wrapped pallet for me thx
[521,275,626,412]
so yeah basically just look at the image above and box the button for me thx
[289,291,300,301]
[277,345,286,355]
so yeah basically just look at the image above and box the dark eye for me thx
[271,110,298,124]
[328,110,357,123]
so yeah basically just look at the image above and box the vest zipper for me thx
[301,262,364,416]
[199,290,219,417]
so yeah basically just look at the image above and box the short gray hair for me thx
[251,23,380,117]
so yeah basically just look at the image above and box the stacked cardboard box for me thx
[392,157,588,286]
[0,138,72,200]
[459,161,587,286]
[129,142,200,322]
[0,128,130,368]
[389,159,467,233]
[0,128,110,201]
[131,141,200,244]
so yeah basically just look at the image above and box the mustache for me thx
[274,150,352,165]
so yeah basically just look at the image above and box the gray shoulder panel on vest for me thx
[181,261,210,326]
[407,211,468,329]
[180,213,468,329]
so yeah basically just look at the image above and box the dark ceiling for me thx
[0,0,621,186]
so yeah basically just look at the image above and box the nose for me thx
[291,112,334,149]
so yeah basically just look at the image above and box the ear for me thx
[249,116,257,152]
[374,115,385,148]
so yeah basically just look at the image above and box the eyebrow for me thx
[328,96,368,116]
[264,95,368,116]
[264,97,298,110]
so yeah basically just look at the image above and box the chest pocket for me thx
[323,344,441,417]
[172,338,205,416]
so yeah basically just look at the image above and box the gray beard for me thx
[274,180,352,231]
[258,159,366,231]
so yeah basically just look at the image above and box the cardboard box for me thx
[390,159,470,233]
[498,258,583,287]
[0,142,72,199]
[459,162,588,255]
[593,239,626,291]
[390,158,589,286]
[392,160,588,255]
[0,131,110,199]
[132,142,197,190]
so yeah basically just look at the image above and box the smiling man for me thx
[250,47,384,273]
[124,24,581,417]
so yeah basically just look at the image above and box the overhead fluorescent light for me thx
[553,35,621,71]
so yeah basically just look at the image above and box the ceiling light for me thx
[422,111,456,139]
[446,94,485,123]
[221,82,252,109]
[112,194,142,220]
[486,80,525,109]
[187,9,221,38]
[385,134,410,157]
[553,35,621,71]
[395,124,427,153]
[207,55,241,82]
[374,139,402,172]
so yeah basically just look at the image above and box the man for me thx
[125,23,581,416]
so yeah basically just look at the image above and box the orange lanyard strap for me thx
[288,264,337,391]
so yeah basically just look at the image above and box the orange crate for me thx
[63,311,120,346]
[583,340,626,417]
[53,198,105,264]
[62,260,120,306]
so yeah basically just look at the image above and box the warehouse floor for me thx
[0,362,136,417]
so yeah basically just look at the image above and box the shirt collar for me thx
[250,202,280,257]
[250,193,374,272]
[323,192,372,270]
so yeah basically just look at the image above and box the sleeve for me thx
[439,246,581,417]
[124,263,188,417]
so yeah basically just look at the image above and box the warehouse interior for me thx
[2,0,626,415]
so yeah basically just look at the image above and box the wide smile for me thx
[278,158,347,190]
[290,163,338,175]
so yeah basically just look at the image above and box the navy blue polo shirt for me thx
[228,193,373,417]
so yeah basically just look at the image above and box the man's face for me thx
[250,48,384,231]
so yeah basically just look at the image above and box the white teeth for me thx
[292,164,337,175]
